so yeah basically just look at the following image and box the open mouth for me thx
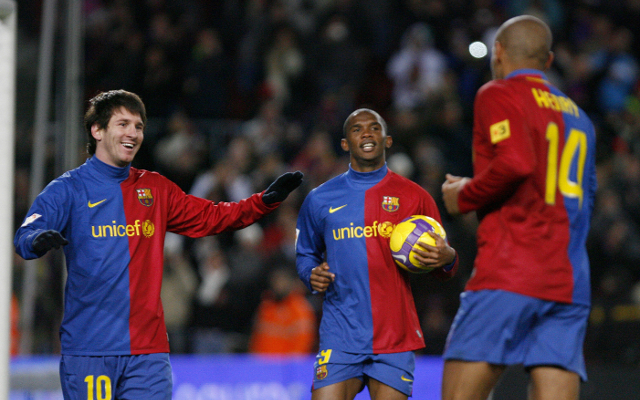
[362,142,375,151]
[122,142,135,149]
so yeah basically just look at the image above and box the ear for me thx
[544,51,554,71]
[493,41,504,61]
[341,138,349,152]
[91,124,102,142]
[385,136,393,148]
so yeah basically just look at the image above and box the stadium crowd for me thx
[13,0,640,365]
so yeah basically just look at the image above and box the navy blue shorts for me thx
[60,353,172,400]
[312,349,415,396]
[443,290,589,381]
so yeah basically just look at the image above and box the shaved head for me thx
[496,15,552,68]
[490,15,553,79]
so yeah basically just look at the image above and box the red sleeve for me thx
[458,82,536,213]
[165,178,279,237]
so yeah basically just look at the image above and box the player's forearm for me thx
[459,158,532,213]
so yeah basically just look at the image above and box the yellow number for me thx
[85,375,112,400]
[545,124,587,208]
[318,349,332,365]
[545,123,559,205]
[85,375,94,400]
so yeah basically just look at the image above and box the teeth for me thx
[363,143,374,148]
[123,143,134,149]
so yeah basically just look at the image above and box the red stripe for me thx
[122,178,170,354]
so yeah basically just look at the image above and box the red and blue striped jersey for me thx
[296,165,456,354]
[15,156,278,355]
[459,69,597,306]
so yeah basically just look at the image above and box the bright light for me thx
[469,41,488,58]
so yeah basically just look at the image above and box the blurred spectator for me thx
[313,13,368,110]
[11,293,20,356]
[593,27,638,114]
[248,266,316,355]
[291,128,341,190]
[189,137,256,203]
[189,237,238,353]
[153,110,208,190]
[161,233,198,354]
[140,45,179,117]
[260,202,301,264]
[387,22,449,112]
[182,28,232,119]
[263,24,306,110]
[241,99,290,158]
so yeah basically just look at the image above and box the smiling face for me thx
[92,107,144,167]
[341,109,392,172]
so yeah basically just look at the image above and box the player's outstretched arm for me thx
[262,171,304,205]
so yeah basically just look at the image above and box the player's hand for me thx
[262,171,304,205]
[411,232,456,269]
[441,174,470,215]
[310,262,335,293]
[32,230,69,255]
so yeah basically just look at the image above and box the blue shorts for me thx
[312,349,415,396]
[60,353,172,400]
[443,290,589,381]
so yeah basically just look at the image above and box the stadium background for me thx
[10,0,640,398]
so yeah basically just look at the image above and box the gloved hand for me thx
[32,230,69,255]
[262,171,304,205]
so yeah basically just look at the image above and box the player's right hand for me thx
[310,262,335,293]
[32,230,69,255]
[442,174,470,215]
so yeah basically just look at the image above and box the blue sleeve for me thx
[296,192,324,292]
[14,178,72,259]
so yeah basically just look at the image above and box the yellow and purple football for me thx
[390,215,447,273]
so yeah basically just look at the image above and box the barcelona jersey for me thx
[15,156,278,355]
[296,164,456,354]
[458,69,597,306]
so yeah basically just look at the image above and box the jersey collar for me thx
[88,155,131,182]
[505,68,548,81]
[346,163,388,185]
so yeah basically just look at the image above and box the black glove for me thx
[32,230,69,255]
[262,171,304,205]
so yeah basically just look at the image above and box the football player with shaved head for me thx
[296,108,457,399]
[15,89,303,400]
[441,16,597,400]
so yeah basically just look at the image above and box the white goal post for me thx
[0,1,16,399]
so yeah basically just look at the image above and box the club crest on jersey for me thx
[136,188,154,207]
[315,365,328,380]
[381,196,399,212]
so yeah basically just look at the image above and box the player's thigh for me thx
[528,366,580,400]
[312,378,364,400]
[367,377,408,400]
[441,360,505,400]
[118,353,172,400]
[363,352,415,397]
[524,302,589,382]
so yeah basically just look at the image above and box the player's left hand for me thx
[411,231,456,269]
[262,171,304,205]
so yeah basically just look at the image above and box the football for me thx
[390,215,447,273]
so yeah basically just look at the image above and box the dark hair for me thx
[342,108,387,137]
[84,90,147,155]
